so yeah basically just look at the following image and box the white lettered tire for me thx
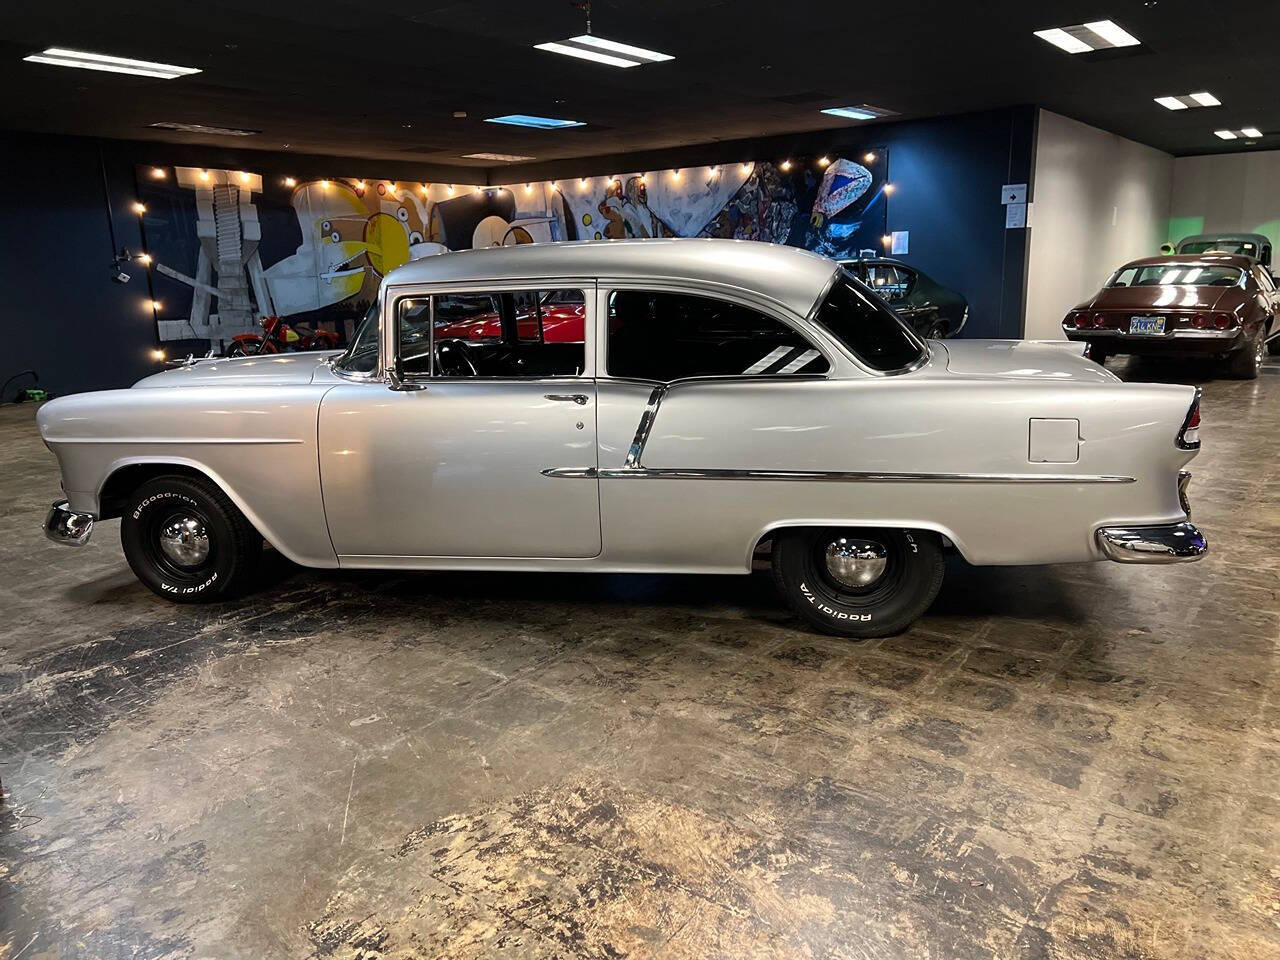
[771,527,945,639]
[120,475,262,603]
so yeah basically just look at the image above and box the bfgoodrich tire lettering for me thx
[121,475,262,603]
[772,527,945,639]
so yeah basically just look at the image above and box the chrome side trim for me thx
[44,499,95,546]
[1178,469,1192,515]
[542,466,1134,484]
[1096,521,1207,563]
[43,437,306,445]
[624,384,668,468]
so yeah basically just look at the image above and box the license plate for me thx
[1129,316,1165,335]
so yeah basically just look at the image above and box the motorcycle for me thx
[226,316,341,357]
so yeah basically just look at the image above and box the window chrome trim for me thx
[810,269,930,377]
[542,466,1136,483]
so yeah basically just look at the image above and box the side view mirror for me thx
[386,366,427,392]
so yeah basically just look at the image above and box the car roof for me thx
[837,256,908,267]
[1120,253,1256,269]
[1177,232,1270,246]
[383,238,840,318]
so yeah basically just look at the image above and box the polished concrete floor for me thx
[2,357,1279,959]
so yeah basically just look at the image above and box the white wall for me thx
[1024,110,1174,339]
[1169,150,1280,256]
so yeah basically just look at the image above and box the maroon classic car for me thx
[1062,254,1279,379]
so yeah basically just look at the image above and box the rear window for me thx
[1179,239,1257,257]
[1109,263,1242,288]
[812,272,926,373]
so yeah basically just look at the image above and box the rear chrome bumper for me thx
[44,499,95,546]
[1096,521,1207,564]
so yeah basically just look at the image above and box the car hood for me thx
[1082,285,1236,312]
[132,351,341,388]
[935,339,1117,383]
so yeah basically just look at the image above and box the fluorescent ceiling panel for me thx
[1154,97,1187,111]
[1035,20,1141,54]
[1189,91,1221,106]
[463,152,536,161]
[484,114,584,129]
[1241,127,1263,138]
[23,47,200,79]
[1214,130,1237,140]
[820,104,897,121]
[535,34,673,67]
[149,121,257,136]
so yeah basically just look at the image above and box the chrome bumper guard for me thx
[44,499,95,547]
[1096,521,1207,564]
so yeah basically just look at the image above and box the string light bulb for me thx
[818,156,830,167]
[672,169,681,181]
[388,182,397,194]
[320,179,330,190]
[150,167,166,179]
[741,162,751,174]
[448,184,455,195]
[420,183,429,195]
[639,174,647,185]
[284,176,297,187]
[356,180,366,190]
[149,299,162,311]
[138,253,152,265]
[780,160,792,171]
[150,348,166,361]
[864,152,875,163]
[238,171,250,183]
[884,182,895,194]
[579,177,588,191]
[132,201,146,215]
[199,169,210,182]
[550,181,558,191]
[882,234,892,246]
[525,182,533,193]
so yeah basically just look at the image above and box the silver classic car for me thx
[39,239,1207,638]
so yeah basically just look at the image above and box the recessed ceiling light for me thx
[23,47,200,79]
[535,34,673,68]
[484,114,584,129]
[820,104,897,121]
[1241,127,1263,138]
[463,152,536,162]
[1214,130,1237,140]
[1034,20,1140,54]
[1155,92,1222,110]
[149,121,258,136]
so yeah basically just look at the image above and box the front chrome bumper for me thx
[44,499,95,546]
[1096,521,1207,564]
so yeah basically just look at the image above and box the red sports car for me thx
[1062,254,1279,379]
[434,289,586,343]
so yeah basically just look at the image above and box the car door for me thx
[589,284,836,567]
[318,283,601,562]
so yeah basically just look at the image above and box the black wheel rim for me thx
[809,530,906,607]
[143,507,218,583]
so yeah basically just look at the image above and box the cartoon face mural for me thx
[263,179,433,316]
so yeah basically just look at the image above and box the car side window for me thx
[606,290,829,381]
[1255,267,1275,292]
[867,265,909,302]
[398,290,586,379]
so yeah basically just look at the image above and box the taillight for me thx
[1177,390,1201,450]
[1191,314,1208,329]
[1212,313,1235,330]
[1093,312,1107,327]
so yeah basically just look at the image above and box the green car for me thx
[840,257,969,339]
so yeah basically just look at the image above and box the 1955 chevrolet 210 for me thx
[39,239,1207,638]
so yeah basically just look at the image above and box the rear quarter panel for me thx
[597,377,1197,568]
[36,385,337,567]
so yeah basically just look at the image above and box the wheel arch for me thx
[748,519,969,569]
[96,455,324,567]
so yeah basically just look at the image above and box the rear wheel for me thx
[1227,331,1264,379]
[926,320,949,340]
[771,527,945,639]
[121,475,262,602]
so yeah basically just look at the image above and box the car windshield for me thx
[1109,263,1242,288]
[1180,240,1257,257]
[337,301,380,374]
[813,271,926,373]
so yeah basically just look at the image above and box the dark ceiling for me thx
[1,0,1276,173]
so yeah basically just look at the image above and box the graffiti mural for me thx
[135,151,886,349]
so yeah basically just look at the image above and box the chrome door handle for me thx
[545,394,589,405]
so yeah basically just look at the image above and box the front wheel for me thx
[121,475,262,602]
[771,527,945,639]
